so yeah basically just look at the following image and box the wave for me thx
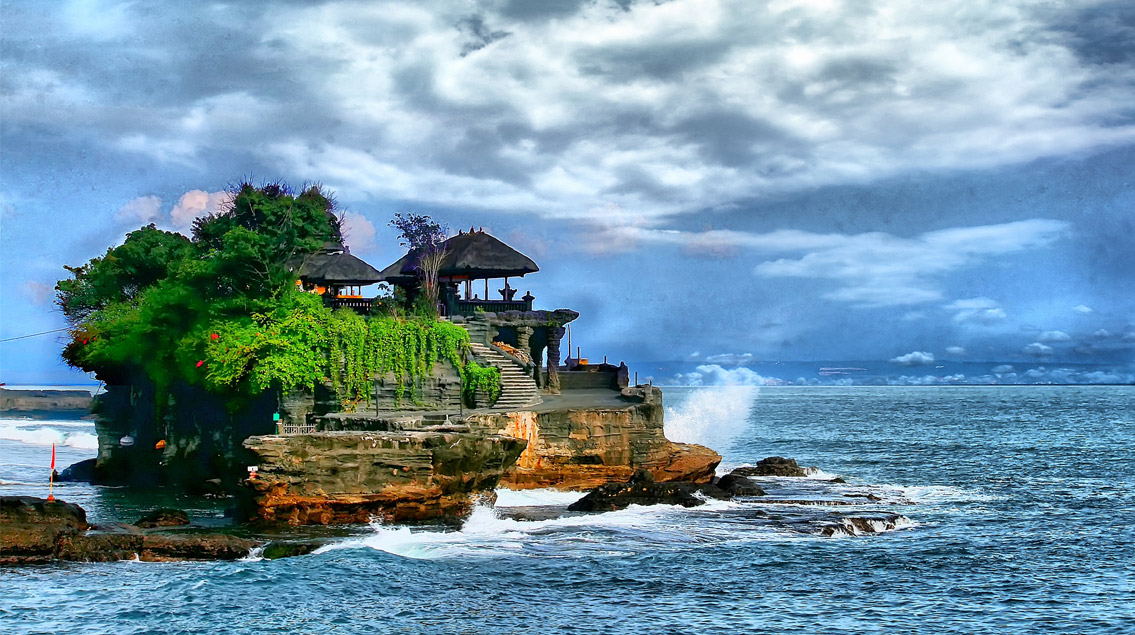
[822,514,917,537]
[0,421,99,450]
[0,417,96,429]
[493,488,585,508]
[664,386,759,454]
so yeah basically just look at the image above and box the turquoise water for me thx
[2,386,1133,634]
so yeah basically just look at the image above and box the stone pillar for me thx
[517,326,538,385]
[545,326,565,394]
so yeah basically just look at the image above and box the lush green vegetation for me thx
[58,182,498,411]
[462,361,502,406]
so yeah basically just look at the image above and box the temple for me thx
[294,227,591,396]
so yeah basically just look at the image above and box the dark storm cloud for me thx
[2,0,1135,381]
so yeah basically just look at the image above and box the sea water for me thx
[2,386,1133,634]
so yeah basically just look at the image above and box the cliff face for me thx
[241,430,526,525]
[467,387,721,490]
[91,379,275,490]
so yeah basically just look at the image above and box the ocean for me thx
[2,385,1132,634]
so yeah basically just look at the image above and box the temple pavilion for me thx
[378,228,539,317]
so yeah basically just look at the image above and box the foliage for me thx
[58,180,489,418]
[462,361,502,407]
[59,181,341,393]
[325,311,469,409]
[389,212,448,318]
[389,212,446,251]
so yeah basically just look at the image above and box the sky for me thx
[2,0,1134,385]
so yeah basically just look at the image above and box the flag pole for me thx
[48,443,56,501]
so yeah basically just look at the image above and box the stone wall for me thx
[91,378,275,490]
[466,386,720,490]
[242,430,526,525]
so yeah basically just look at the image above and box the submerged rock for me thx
[0,496,90,564]
[55,458,97,483]
[136,508,191,528]
[715,473,767,496]
[731,456,808,477]
[0,496,259,564]
[817,513,910,537]
[567,469,729,512]
[139,533,257,561]
[261,540,322,560]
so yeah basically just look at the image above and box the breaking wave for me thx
[0,420,99,451]
[663,386,758,454]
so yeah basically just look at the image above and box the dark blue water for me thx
[3,386,1133,634]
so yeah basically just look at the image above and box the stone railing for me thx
[325,297,373,314]
[455,298,532,316]
[278,421,317,435]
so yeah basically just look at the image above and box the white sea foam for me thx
[316,501,734,560]
[887,484,1000,503]
[493,488,585,508]
[803,467,840,480]
[664,386,759,454]
[0,420,99,450]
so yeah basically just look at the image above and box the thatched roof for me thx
[295,241,384,285]
[380,229,539,283]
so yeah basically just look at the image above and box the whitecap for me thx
[0,421,99,450]
[493,488,585,508]
[663,386,759,454]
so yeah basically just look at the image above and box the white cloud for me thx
[753,220,1066,307]
[170,190,231,229]
[890,351,935,366]
[1037,330,1071,342]
[114,195,162,225]
[21,281,54,306]
[946,297,1008,324]
[13,2,1135,221]
[578,218,1065,307]
[341,212,376,253]
[992,364,1015,374]
[702,352,755,365]
[673,364,782,386]
[1023,342,1054,356]
[1094,329,1113,338]
[945,346,966,356]
[1072,304,1094,313]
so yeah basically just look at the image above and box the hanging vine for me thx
[325,310,473,409]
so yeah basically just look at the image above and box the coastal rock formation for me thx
[732,456,808,477]
[0,496,258,563]
[0,496,89,563]
[715,472,767,496]
[136,508,190,528]
[567,469,729,512]
[242,430,526,525]
[0,388,92,415]
[469,386,721,490]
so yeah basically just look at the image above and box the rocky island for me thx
[43,183,721,530]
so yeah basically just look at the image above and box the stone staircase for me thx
[468,342,542,409]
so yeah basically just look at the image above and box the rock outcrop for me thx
[242,430,527,525]
[715,472,767,496]
[136,508,190,528]
[732,456,808,477]
[468,386,721,490]
[0,497,258,564]
[567,469,729,512]
[0,388,92,415]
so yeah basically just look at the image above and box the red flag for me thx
[51,443,56,470]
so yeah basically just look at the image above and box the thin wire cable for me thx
[0,327,71,343]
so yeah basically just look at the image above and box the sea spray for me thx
[0,420,99,451]
[663,386,759,458]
